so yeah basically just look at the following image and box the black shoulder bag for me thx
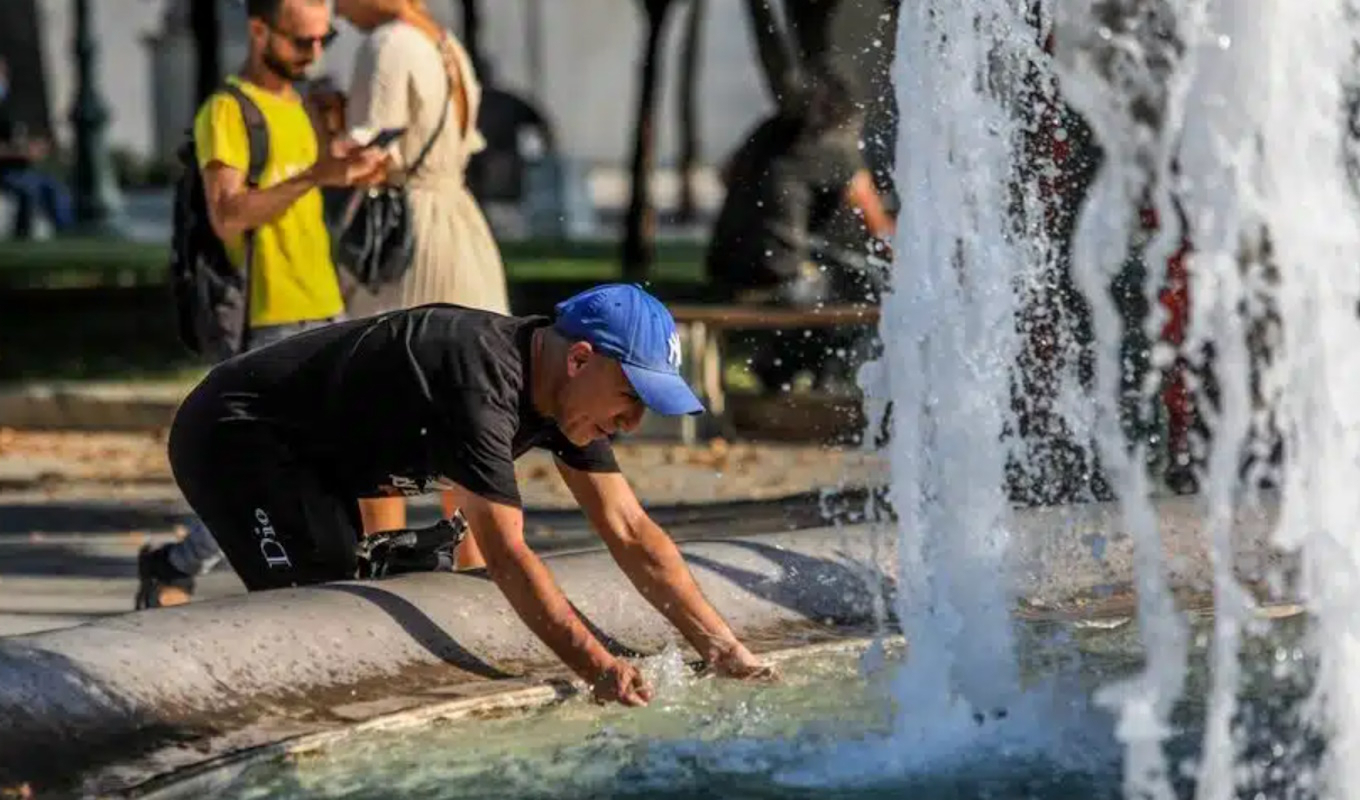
[332,84,451,293]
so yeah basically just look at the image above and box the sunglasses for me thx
[268,24,338,51]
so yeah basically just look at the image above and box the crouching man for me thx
[139,284,773,705]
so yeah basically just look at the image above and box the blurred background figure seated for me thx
[705,67,895,397]
[466,61,555,209]
[0,56,73,240]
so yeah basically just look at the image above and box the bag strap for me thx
[218,81,270,347]
[220,82,270,189]
[406,34,462,178]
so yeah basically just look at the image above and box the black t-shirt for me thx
[194,305,619,507]
[706,115,865,290]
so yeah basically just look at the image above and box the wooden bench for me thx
[668,304,881,443]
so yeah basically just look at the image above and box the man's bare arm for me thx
[201,140,384,242]
[845,168,896,241]
[201,162,317,242]
[555,462,771,675]
[449,485,650,702]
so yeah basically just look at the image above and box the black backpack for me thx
[169,83,269,361]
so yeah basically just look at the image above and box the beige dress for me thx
[345,20,509,317]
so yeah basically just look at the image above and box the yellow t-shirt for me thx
[193,77,344,327]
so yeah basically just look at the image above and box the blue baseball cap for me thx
[553,284,704,417]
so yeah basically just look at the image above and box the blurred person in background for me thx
[335,0,510,562]
[0,56,73,237]
[466,61,556,207]
[706,68,895,395]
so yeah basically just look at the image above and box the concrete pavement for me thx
[0,529,245,636]
[0,484,878,637]
[0,429,884,635]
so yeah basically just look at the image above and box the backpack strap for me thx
[219,83,270,189]
[217,82,270,348]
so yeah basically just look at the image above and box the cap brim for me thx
[621,363,705,417]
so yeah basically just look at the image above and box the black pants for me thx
[168,389,361,591]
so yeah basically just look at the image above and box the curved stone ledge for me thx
[0,493,1287,796]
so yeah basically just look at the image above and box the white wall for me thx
[35,0,164,155]
[36,0,774,170]
[322,0,773,168]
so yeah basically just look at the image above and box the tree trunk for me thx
[621,0,678,281]
[743,0,796,111]
[459,0,485,77]
[676,0,705,224]
[190,0,221,106]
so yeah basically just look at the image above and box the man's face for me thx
[554,342,647,447]
[252,0,332,81]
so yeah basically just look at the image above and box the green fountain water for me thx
[186,612,1312,800]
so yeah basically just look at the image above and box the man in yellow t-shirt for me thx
[137,0,385,607]
[193,0,385,347]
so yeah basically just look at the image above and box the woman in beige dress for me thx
[338,0,509,317]
[336,0,510,542]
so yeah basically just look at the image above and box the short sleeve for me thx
[435,390,523,507]
[194,92,250,173]
[540,430,621,474]
[348,25,414,166]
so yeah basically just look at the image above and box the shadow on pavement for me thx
[0,489,873,539]
[0,541,138,579]
[0,501,185,537]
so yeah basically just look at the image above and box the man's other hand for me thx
[706,641,780,682]
[310,137,387,188]
[591,658,654,707]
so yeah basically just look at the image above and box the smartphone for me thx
[364,126,407,149]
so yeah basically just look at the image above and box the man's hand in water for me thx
[705,641,780,682]
[555,466,781,688]
[592,658,654,707]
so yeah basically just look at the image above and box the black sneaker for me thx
[356,514,468,580]
[134,544,197,610]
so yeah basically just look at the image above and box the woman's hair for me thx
[395,0,445,44]
[361,0,429,19]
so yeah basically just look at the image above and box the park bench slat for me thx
[668,304,881,445]
[668,304,880,329]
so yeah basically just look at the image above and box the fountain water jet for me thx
[1050,3,1197,797]
[1053,1,1360,797]
[877,0,1360,796]
[876,0,1049,728]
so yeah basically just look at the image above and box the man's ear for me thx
[247,17,270,49]
[565,340,594,377]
